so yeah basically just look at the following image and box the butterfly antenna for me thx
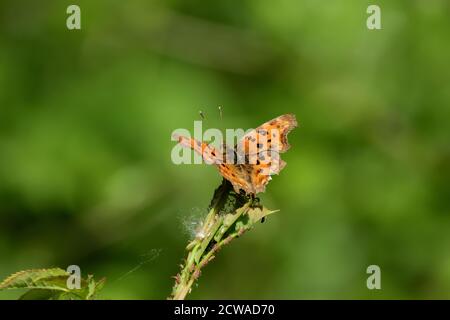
[218,105,223,120]
[217,105,225,145]
[218,105,226,140]
[199,110,206,120]
[217,105,229,160]
[199,110,213,147]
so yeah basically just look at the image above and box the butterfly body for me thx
[174,114,297,195]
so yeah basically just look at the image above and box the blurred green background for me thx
[0,0,449,299]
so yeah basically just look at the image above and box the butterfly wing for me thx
[173,134,254,193]
[173,113,297,195]
[239,113,297,155]
[172,134,221,164]
[235,113,298,193]
[217,163,254,194]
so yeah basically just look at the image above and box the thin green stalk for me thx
[169,180,278,300]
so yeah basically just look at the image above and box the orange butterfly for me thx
[173,114,297,195]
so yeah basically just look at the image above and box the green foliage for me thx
[171,180,278,299]
[0,0,449,299]
[0,268,105,300]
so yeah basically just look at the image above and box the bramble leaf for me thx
[0,268,70,291]
[0,268,106,300]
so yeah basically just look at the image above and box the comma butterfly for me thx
[174,114,298,195]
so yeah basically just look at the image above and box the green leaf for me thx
[214,202,251,242]
[246,206,279,224]
[19,289,63,300]
[0,268,106,300]
[0,268,70,291]
[194,216,223,264]
[87,276,106,300]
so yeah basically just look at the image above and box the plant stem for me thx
[170,180,232,300]
[169,179,276,300]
